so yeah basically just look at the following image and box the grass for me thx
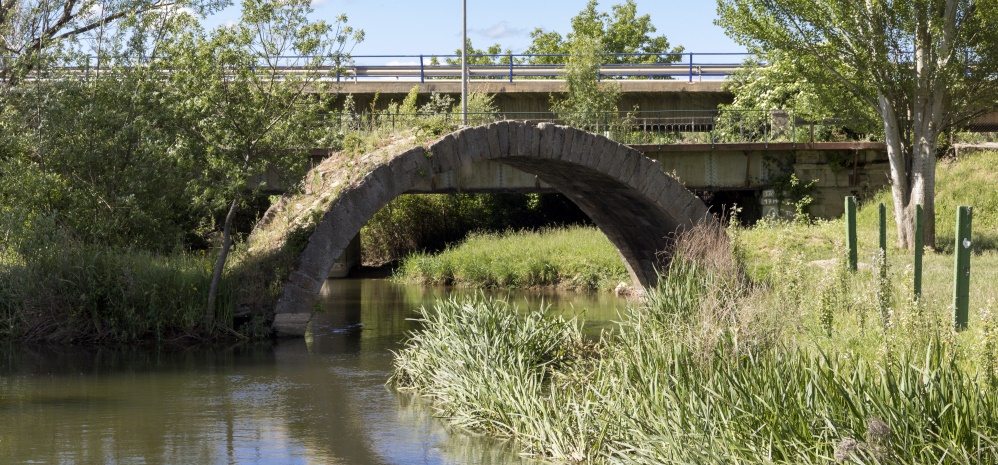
[392,226,998,464]
[0,242,239,343]
[396,226,630,292]
[391,151,998,463]
[736,151,998,352]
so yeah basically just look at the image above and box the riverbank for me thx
[396,151,998,306]
[0,243,240,343]
[392,222,998,463]
[390,151,998,462]
[396,226,629,292]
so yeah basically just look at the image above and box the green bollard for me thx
[845,196,858,271]
[878,203,887,258]
[914,204,924,300]
[953,206,973,331]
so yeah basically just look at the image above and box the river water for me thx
[0,279,624,464]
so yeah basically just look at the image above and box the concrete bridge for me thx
[328,80,732,118]
[245,122,713,337]
[302,141,891,219]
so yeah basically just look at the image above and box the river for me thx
[0,278,624,464]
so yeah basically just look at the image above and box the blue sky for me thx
[208,1,744,59]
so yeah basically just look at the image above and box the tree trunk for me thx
[879,95,915,249]
[206,196,240,328]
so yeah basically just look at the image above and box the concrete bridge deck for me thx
[304,141,890,219]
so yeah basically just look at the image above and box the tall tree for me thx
[717,0,998,248]
[525,0,683,65]
[551,34,620,129]
[160,0,362,326]
[0,0,221,85]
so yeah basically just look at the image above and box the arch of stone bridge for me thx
[271,121,712,336]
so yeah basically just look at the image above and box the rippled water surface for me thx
[0,279,623,464]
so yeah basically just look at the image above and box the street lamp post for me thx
[461,0,468,126]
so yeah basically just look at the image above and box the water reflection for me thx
[0,279,622,464]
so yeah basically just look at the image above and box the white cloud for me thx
[472,21,527,40]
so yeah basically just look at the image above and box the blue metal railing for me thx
[6,52,755,83]
[342,52,752,82]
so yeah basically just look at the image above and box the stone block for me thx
[570,131,593,166]
[485,123,501,158]
[428,135,460,174]
[496,121,511,156]
[588,137,612,169]
[557,127,579,161]
[538,123,559,158]
[273,312,311,338]
[285,271,324,298]
[525,124,541,157]
[459,126,489,160]
[614,154,643,186]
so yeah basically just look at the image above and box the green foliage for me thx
[717,57,880,142]
[1,74,199,250]
[550,35,621,130]
[397,226,629,292]
[0,240,227,343]
[716,0,998,247]
[162,0,357,212]
[444,39,515,66]
[0,0,364,339]
[364,193,588,266]
[525,0,683,64]
[393,253,998,463]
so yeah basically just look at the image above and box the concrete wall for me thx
[321,81,733,115]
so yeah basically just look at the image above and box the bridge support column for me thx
[328,233,361,278]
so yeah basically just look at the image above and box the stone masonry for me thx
[269,121,712,337]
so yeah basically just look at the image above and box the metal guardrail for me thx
[3,52,755,83]
[341,52,751,82]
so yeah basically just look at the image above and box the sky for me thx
[207,1,745,62]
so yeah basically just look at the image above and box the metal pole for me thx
[461,0,468,126]
[878,203,887,258]
[845,196,858,271]
[953,206,973,331]
[914,204,924,299]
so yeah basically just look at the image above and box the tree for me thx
[160,0,362,326]
[0,6,210,250]
[551,35,621,130]
[0,0,221,86]
[717,0,998,249]
[524,0,683,65]
[444,39,515,66]
[718,54,880,142]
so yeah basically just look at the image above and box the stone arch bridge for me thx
[248,121,711,336]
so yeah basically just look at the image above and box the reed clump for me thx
[392,222,998,464]
[0,240,231,343]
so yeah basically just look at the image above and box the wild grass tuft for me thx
[393,223,998,463]
[0,232,241,343]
